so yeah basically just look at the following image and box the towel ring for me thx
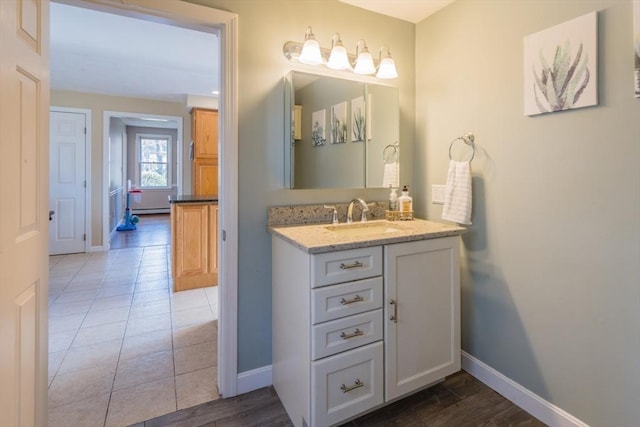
[448,133,475,162]
[383,142,399,164]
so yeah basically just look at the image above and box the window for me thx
[137,134,171,189]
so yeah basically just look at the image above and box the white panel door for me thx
[49,110,86,254]
[0,0,50,425]
[384,237,461,402]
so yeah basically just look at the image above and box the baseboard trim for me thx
[462,352,589,427]
[236,365,273,395]
[87,245,109,253]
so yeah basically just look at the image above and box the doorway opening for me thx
[48,0,239,422]
[103,110,184,245]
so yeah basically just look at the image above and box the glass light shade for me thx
[299,38,323,65]
[327,45,351,70]
[376,57,398,79]
[354,51,375,75]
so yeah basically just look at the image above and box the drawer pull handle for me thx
[389,299,398,323]
[340,379,364,393]
[340,328,363,340]
[340,295,363,305]
[339,261,363,270]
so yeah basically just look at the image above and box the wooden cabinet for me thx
[384,237,460,401]
[272,236,460,427]
[191,108,218,195]
[193,158,218,196]
[171,202,218,291]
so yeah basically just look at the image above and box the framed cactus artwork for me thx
[351,96,365,142]
[311,109,326,146]
[524,11,598,116]
[330,101,347,144]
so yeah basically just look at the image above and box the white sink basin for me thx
[325,222,404,238]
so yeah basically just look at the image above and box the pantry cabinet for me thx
[271,235,460,427]
[191,108,218,195]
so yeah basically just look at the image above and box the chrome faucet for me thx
[324,205,339,224]
[347,198,369,223]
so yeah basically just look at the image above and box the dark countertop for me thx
[168,195,218,204]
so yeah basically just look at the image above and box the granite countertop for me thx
[169,195,218,204]
[269,219,465,254]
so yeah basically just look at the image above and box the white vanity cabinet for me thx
[384,237,460,401]
[272,234,460,427]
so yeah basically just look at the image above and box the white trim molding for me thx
[237,365,273,395]
[462,352,589,427]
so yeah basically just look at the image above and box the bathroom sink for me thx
[325,221,404,237]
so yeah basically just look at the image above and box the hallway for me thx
[48,214,219,426]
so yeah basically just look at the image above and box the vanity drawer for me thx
[311,309,382,360]
[311,246,382,288]
[311,277,383,324]
[311,341,383,427]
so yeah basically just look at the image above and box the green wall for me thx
[188,0,416,373]
[188,0,639,424]
[415,1,640,425]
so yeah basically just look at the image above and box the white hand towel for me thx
[442,160,472,225]
[382,162,399,189]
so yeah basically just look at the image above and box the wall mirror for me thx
[284,71,400,189]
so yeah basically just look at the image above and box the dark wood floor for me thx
[138,371,546,427]
[110,213,170,249]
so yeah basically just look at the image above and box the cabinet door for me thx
[172,203,217,291]
[192,108,218,159]
[384,237,460,401]
[193,158,218,195]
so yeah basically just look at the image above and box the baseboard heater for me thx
[132,208,170,215]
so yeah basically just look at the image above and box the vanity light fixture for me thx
[298,26,324,65]
[326,33,351,70]
[283,27,398,79]
[353,40,376,75]
[376,48,398,79]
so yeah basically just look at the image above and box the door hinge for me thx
[84,127,87,135]
[222,230,226,241]
[83,234,86,241]
[84,180,86,188]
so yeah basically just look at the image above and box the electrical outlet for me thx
[432,185,445,204]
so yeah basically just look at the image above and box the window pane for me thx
[139,137,169,188]
[140,162,167,187]
[140,138,168,163]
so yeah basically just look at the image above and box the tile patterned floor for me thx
[48,231,219,426]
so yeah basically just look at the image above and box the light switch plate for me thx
[432,185,445,204]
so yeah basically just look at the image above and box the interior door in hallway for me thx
[49,110,86,254]
[0,0,50,425]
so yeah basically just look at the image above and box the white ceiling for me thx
[50,2,219,103]
[338,0,455,23]
[50,1,454,105]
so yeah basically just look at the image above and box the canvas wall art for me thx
[524,11,598,116]
[311,109,326,146]
[331,101,347,144]
[351,96,365,142]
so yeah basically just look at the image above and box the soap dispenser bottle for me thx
[388,186,398,211]
[398,185,413,219]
